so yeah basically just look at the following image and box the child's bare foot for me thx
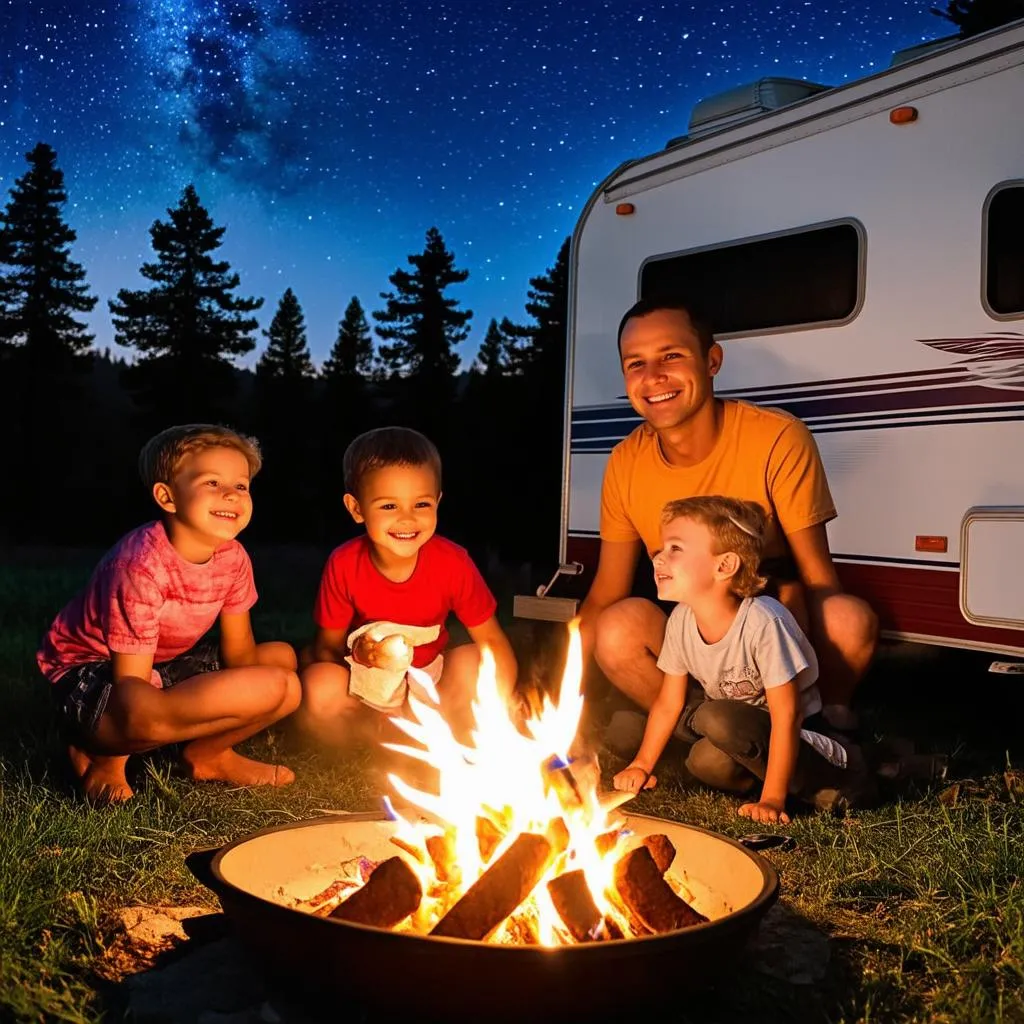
[68,745,134,805]
[181,749,296,788]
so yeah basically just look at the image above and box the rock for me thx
[116,905,210,949]
[748,902,831,985]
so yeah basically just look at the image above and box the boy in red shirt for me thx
[297,427,517,749]
[38,424,301,804]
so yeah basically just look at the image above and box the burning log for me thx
[612,846,706,934]
[642,834,676,874]
[547,869,601,942]
[425,830,458,882]
[597,914,624,941]
[595,829,621,858]
[431,824,565,941]
[475,815,505,863]
[329,856,422,929]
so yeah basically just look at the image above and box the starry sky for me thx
[1,0,944,368]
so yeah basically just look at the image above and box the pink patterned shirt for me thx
[37,520,257,686]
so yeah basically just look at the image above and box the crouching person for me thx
[37,424,301,804]
[613,496,874,820]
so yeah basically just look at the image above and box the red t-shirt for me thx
[313,535,497,667]
[37,520,257,686]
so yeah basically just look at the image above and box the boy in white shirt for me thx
[613,496,872,821]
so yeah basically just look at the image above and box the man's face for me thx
[619,309,721,431]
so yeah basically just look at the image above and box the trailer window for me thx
[640,222,861,335]
[986,186,1024,316]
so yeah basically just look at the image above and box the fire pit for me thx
[188,623,780,1019]
[189,811,777,1020]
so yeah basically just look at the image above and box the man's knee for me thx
[815,592,878,653]
[685,739,756,794]
[594,598,666,677]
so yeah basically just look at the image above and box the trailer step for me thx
[513,595,580,622]
[989,660,1024,675]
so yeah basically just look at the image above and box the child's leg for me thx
[682,700,769,794]
[94,659,301,786]
[435,644,484,743]
[295,660,381,750]
[179,643,301,785]
[67,745,134,805]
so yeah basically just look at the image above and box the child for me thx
[612,496,872,821]
[297,426,517,748]
[37,424,301,804]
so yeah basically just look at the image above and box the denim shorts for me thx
[51,640,221,737]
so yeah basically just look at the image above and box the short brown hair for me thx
[662,496,769,598]
[138,424,262,489]
[343,426,442,497]
[617,295,715,357]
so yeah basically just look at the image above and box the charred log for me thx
[431,831,556,941]
[329,856,422,929]
[642,834,676,874]
[612,846,706,934]
[547,869,601,941]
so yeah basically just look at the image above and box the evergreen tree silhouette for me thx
[471,318,516,378]
[931,0,1024,35]
[0,142,98,541]
[257,288,314,380]
[0,142,96,367]
[505,236,570,381]
[373,227,472,440]
[322,296,375,382]
[110,184,262,425]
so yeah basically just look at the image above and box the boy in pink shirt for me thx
[296,427,517,749]
[38,424,301,804]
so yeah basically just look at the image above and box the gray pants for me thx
[676,695,850,803]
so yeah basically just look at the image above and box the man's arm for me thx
[218,611,259,668]
[578,538,642,662]
[786,522,842,593]
[466,615,518,704]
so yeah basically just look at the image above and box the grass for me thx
[1,549,1023,1023]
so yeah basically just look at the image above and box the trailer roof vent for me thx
[888,34,959,67]
[669,77,831,146]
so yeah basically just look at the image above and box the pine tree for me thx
[0,142,96,367]
[257,288,314,379]
[322,296,375,381]
[373,226,472,384]
[506,236,570,380]
[931,0,1024,35]
[109,183,262,422]
[472,318,515,378]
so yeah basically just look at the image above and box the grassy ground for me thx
[1,549,1023,1023]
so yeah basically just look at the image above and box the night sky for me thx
[1,0,942,367]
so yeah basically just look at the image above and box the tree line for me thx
[0,143,569,568]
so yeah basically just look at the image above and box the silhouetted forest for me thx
[0,143,568,568]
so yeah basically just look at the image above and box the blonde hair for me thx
[662,496,769,598]
[138,424,262,489]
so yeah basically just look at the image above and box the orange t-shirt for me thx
[599,400,837,560]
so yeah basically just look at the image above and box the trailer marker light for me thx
[615,203,636,216]
[890,105,918,125]
[915,535,948,553]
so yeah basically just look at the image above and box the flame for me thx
[378,618,633,945]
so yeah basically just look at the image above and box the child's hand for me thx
[738,798,790,825]
[613,764,657,794]
[351,632,413,673]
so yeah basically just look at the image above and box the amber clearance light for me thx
[616,202,636,216]
[890,105,919,125]
[915,535,948,553]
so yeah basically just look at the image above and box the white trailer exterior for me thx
[561,22,1024,655]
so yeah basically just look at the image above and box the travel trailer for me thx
[526,21,1024,663]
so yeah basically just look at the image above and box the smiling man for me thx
[578,296,878,736]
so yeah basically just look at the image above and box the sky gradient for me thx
[1,0,944,367]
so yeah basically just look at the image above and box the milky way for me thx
[1,0,943,364]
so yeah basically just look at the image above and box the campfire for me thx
[287,621,707,944]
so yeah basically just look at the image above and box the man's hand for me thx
[738,798,790,825]
[613,764,657,794]
[350,632,413,673]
